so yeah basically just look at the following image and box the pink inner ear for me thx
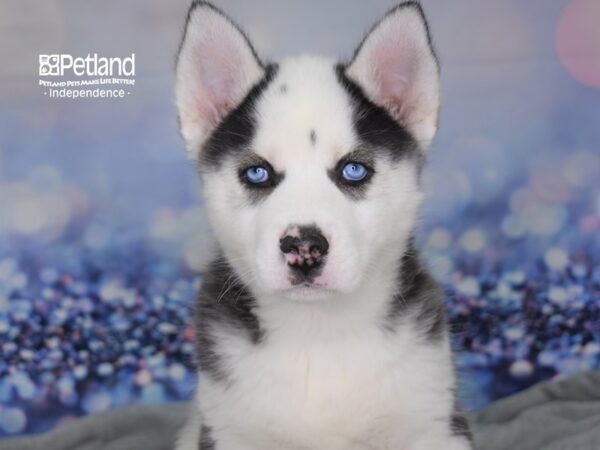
[193,37,242,126]
[373,39,419,124]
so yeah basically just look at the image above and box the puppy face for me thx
[176,3,439,301]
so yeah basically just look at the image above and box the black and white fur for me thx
[174,2,472,449]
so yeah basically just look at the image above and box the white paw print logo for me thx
[39,55,60,76]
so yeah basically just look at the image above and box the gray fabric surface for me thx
[470,370,600,450]
[1,371,598,450]
[0,403,189,450]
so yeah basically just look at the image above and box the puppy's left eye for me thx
[244,166,270,184]
[341,162,368,182]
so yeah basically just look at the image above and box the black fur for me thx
[450,411,473,442]
[335,65,422,162]
[387,238,447,341]
[195,257,263,383]
[200,65,278,168]
[199,425,216,450]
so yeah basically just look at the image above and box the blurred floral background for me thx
[0,0,599,438]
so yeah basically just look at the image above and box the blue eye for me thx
[244,166,270,184]
[342,162,368,182]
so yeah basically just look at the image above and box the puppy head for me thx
[176,2,439,301]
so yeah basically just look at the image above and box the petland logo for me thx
[39,53,136,99]
[39,53,135,77]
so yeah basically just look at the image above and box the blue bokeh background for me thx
[0,0,599,437]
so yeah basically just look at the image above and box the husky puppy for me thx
[174,1,471,449]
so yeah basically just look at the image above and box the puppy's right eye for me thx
[244,166,270,184]
[238,158,282,195]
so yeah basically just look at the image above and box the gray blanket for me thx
[470,370,600,450]
[2,371,599,450]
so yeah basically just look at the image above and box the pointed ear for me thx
[346,2,440,148]
[176,2,264,159]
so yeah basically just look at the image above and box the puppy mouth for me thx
[281,282,336,300]
[294,281,327,289]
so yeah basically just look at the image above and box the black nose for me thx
[279,225,329,277]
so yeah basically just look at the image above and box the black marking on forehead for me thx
[309,129,317,146]
[195,256,263,384]
[335,64,421,162]
[386,237,447,342]
[200,64,278,168]
[279,84,287,93]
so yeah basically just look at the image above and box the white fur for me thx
[175,3,469,450]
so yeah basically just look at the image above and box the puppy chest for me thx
[219,335,427,433]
